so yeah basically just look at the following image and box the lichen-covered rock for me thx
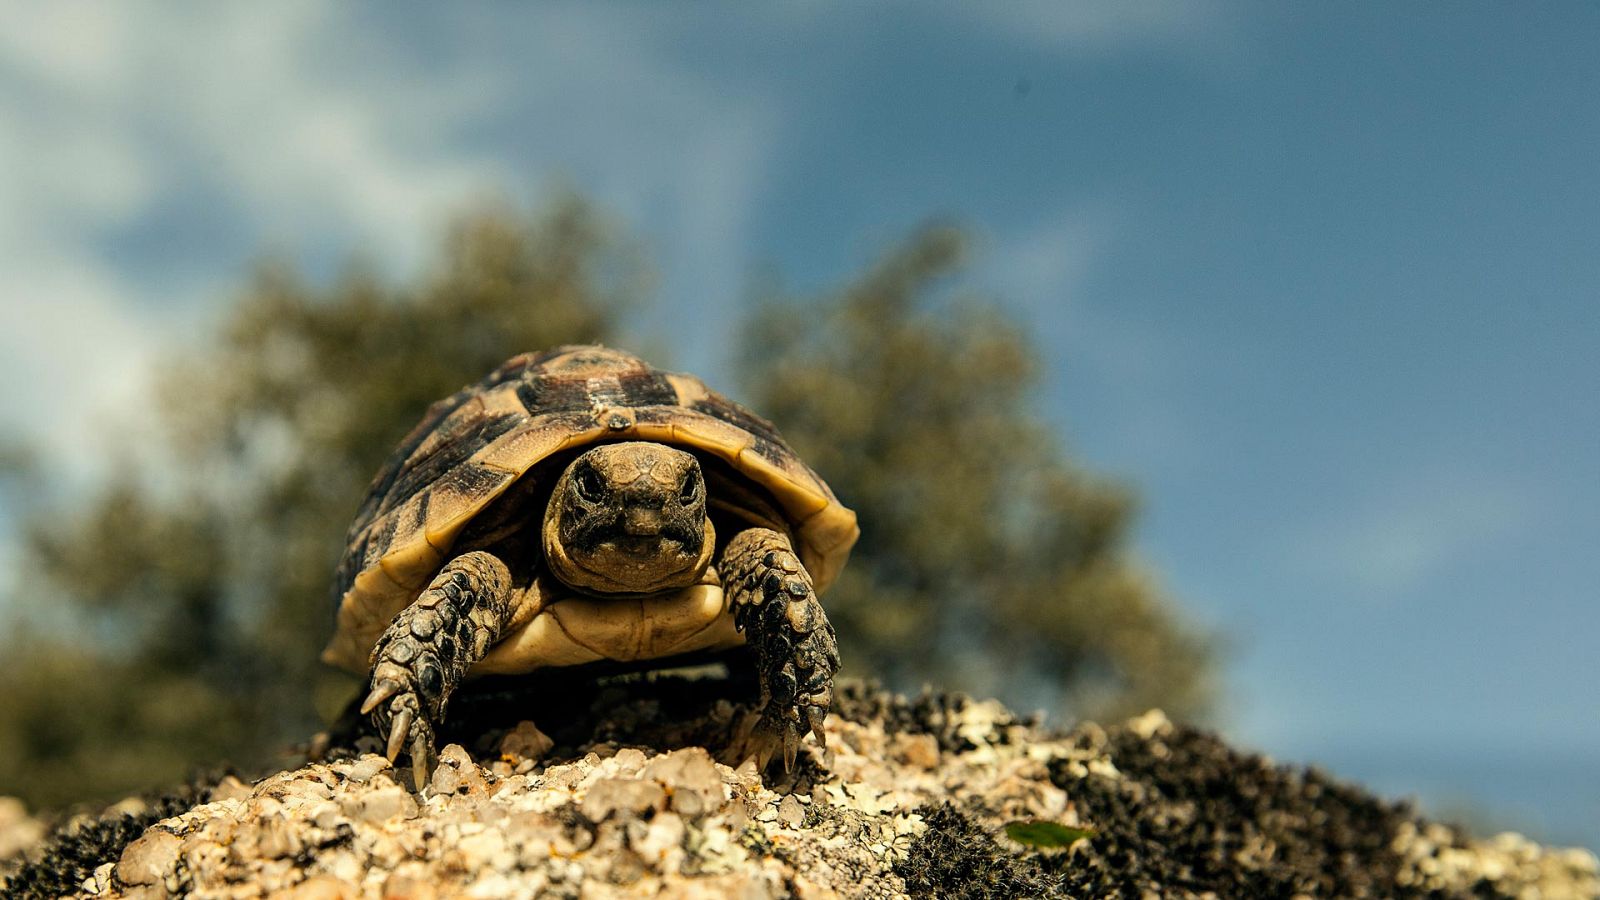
[4,679,1597,899]
[114,830,181,888]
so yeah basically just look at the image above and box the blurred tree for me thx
[740,225,1214,721]
[0,195,644,805]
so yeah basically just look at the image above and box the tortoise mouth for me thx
[603,535,686,556]
[548,516,717,597]
[569,538,699,590]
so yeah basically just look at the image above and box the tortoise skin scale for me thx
[323,345,858,676]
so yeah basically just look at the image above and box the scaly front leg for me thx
[721,528,840,772]
[361,550,513,790]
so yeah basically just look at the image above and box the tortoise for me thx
[322,345,857,787]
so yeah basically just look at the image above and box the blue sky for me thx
[1,3,1595,846]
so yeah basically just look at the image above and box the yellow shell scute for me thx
[676,416,752,459]
[739,450,828,518]
[797,504,860,594]
[377,538,443,592]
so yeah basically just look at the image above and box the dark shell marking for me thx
[325,345,858,675]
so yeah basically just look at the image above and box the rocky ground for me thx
[3,675,1596,899]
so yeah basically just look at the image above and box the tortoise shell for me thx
[321,345,859,674]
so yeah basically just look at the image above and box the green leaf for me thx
[1004,820,1094,849]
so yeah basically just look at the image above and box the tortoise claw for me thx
[806,706,828,750]
[754,731,778,772]
[411,733,432,791]
[361,678,402,716]
[385,707,413,763]
[782,727,799,773]
[728,710,809,774]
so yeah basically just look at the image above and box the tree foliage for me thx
[741,226,1213,720]
[0,201,1213,808]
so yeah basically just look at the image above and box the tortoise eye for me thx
[574,465,606,502]
[678,469,700,504]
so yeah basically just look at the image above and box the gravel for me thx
[3,676,1595,899]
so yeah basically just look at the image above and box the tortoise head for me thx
[542,442,715,594]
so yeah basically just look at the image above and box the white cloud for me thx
[1288,471,1537,599]
[0,1,518,483]
[0,254,160,462]
[120,2,503,269]
[949,0,1233,55]
[446,7,785,366]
